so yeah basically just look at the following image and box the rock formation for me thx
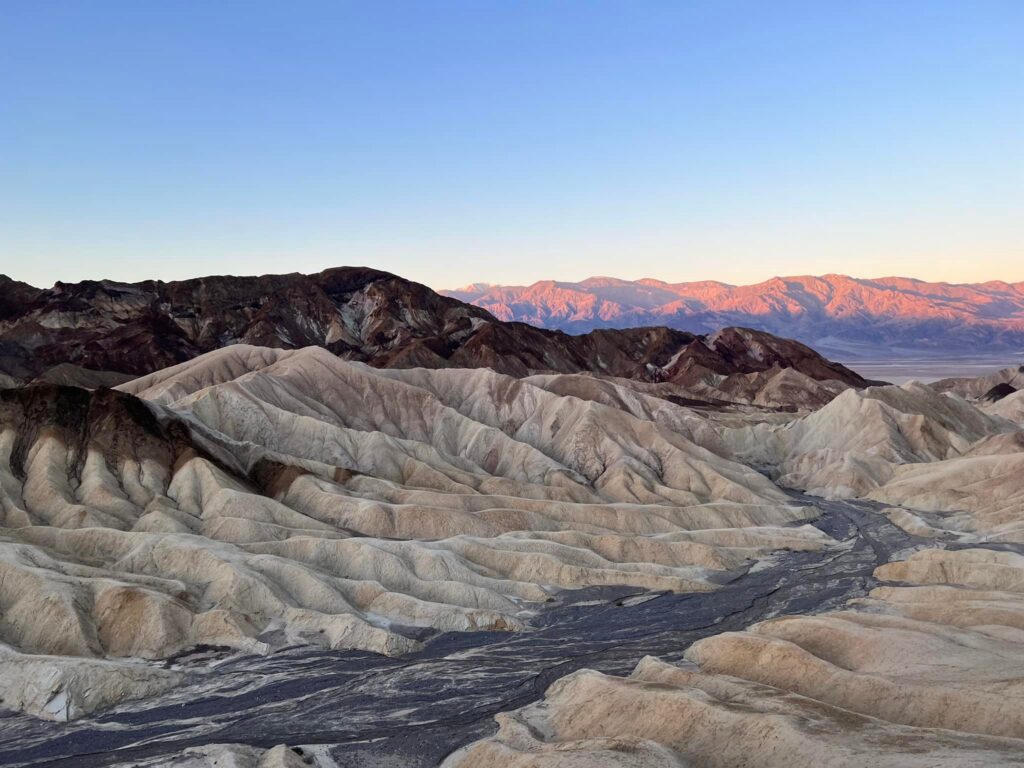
[934,364,1024,400]
[0,345,836,720]
[723,377,1024,541]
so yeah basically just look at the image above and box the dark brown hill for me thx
[0,267,869,389]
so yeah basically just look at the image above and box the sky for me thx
[1,1,1022,290]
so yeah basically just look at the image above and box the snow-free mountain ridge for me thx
[444,273,1024,357]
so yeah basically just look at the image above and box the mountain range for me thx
[443,274,1024,358]
[0,268,867,403]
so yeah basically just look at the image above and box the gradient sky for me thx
[2,1,1022,290]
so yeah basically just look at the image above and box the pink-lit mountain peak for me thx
[442,274,1024,356]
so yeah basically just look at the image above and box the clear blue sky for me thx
[2,1,1022,289]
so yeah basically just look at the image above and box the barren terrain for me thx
[1,271,1022,767]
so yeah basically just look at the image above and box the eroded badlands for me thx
[0,343,1022,768]
[447,548,1024,768]
[0,345,837,721]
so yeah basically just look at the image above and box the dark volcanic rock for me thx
[982,382,1018,402]
[0,384,209,481]
[0,267,869,388]
[31,363,135,389]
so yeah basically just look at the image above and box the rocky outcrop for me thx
[934,364,1024,400]
[982,382,1019,402]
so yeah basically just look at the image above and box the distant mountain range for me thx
[0,269,867,400]
[443,274,1024,358]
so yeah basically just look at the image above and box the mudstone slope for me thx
[446,361,1024,767]
[1,344,843,721]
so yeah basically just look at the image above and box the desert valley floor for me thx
[1,270,1024,767]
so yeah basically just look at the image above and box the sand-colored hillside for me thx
[725,378,1024,540]
[0,346,832,720]
[3,343,1022,731]
[445,547,1024,767]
